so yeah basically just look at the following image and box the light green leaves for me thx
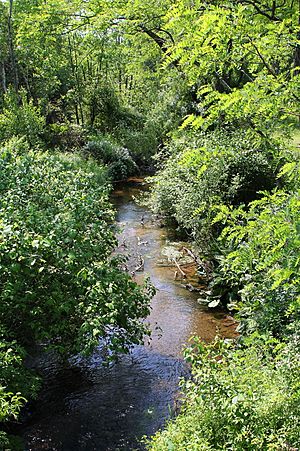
[0,139,151,357]
[218,189,300,335]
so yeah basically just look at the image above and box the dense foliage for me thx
[0,139,152,447]
[0,138,152,354]
[149,336,300,450]
[216,188,300,336]
[148,131,282,243]
[148,163,300,450]
[83,136,137,180]
[0,0,299,448]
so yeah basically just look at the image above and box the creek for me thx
[19,179,236,451]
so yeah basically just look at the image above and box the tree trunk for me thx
[294,0,300,73]
[8,0,19,92]
[1,61,7,93]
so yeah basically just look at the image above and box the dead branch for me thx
[173,259,186,279]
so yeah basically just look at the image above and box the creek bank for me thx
[124,177,239,324]
[17,179,237,451]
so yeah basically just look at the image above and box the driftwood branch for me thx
[173,259,186,279]
[182,247,203,267]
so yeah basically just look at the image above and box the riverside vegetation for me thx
[0,0,299,449]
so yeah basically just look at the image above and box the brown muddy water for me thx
[18,180,237,451]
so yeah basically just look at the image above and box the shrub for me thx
[46,123,85,150]
[84,136,137,180]
[148,336,300,450]
[0,89,45,147]
[0,138,152,356]
[85,84,123,130]
[0,327,40,450]
[115,120,160,169]
[148,131,280,246]
[214,187,300,337]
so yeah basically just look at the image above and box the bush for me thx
[115,120,160,168]
[214,187,300,337]
[0,89,45,147]
[46,123,85,150]
[85,84,123,130]
[148,336,300,450]
[84,136,137,180]
[0,138,152,355]
[148,131,280,246]
[0,327,40,449]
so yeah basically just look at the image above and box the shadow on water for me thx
[20,347,187,451]
[19,179,237,451]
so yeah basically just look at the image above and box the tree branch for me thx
[248,38,278,76]
[139,25,167,50]
[237,0,281,20]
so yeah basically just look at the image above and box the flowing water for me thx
[19,180,236,451]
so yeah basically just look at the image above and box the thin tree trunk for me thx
[68,36,80,125]
[294,0,300,73]
[69,35,84,125]
[1,61,7,93]
[119,67,122,93]
[8,0,18,91]
[73,45,84,125]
